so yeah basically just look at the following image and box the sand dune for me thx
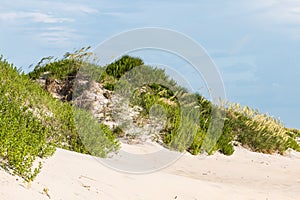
[1,143,300,200]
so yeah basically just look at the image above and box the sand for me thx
[1,142,300,200]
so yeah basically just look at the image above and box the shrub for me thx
[74,109,120,157]
[28,46,92,81]
[0,54,120,181]
[105,55,144,79]
[0,57,55,181]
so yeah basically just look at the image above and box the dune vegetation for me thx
[0,52,119,182]
[0,47,299,182]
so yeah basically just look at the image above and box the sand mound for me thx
[1,143,300,200]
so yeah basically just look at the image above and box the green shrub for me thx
[74,109,120,157]
[28,46,92,80]
[0,58,55,181]
[105,55,144,79]
[103,83,115,91]
[113,126,125,137]
[188,129,206,155]
[0,54,120,181]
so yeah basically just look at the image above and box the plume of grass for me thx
[222,102,299,154]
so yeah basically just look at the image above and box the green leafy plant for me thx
[0,53,119,181]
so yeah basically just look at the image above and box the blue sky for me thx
[0,0,300,128]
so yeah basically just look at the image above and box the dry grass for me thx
[227,103,288,142]
[217,101,299,154]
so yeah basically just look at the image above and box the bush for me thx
[74,109,120,157]
[28,47,92,80]
[0,54,120,181]
[105,55,144,79]
[0,57,54,181]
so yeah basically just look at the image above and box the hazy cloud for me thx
[36,26,81,47]
[230,35,252,55]
[237,0,300,39]
[0,11,73,23]
[214,55,257,84]
[53,3,100,15]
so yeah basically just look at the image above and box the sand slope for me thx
[1,143,300,200]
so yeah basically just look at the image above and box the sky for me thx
[0,0,300,128]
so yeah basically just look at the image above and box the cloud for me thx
[272,82,282,88]
[0,0,100,14]
[61,4,99,14]
[102,12,128,17]
[222,64,257,83]
[36,26,81,47]
[237,0,300,39]
[214,55,258,84]
[258,1,300,24]
[0,11,73,23]
[230,35,251,55]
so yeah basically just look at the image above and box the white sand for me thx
[1,143,300,200]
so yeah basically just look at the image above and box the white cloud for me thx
[272,82,282,88]
[222,69,256,83]
[214,55,258,84]
[240,0,300,39]
[102,12,128,17]
[230,35,251,55]
[36,26,81,47]
[0,1,102,49]
[61,4,99,14]
[0,0,100,14]
[258,2,300,24]
[0,11,73,23]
